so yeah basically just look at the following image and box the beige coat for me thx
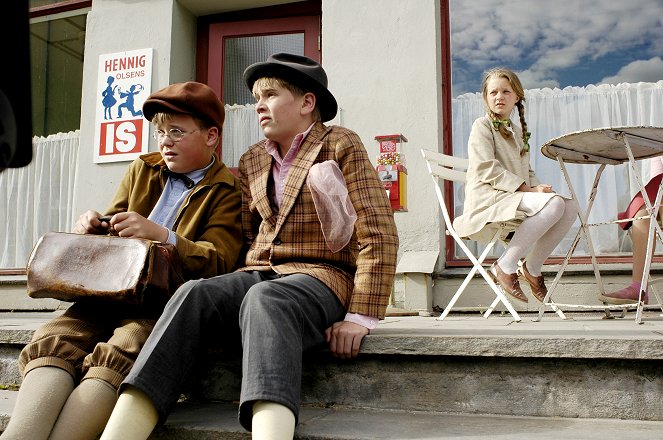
[453,116,543,243]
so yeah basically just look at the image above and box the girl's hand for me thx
[533,184,553,193]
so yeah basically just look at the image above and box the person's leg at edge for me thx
[252,401,296,440]
[99,273,258,440]
[99,386,158,440]
[0,367,74,440]
[238,274,345,435]
[604,208,654,302]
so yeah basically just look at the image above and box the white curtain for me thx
[452,81,663,259]
[0,131,79,268]
[221,104,264,167]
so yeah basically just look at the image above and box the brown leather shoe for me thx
[518,262,547,303]
[489,263,528,303]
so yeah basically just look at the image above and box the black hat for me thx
[243,53,338,122]
[143,82,225,129]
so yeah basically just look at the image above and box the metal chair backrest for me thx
[421,148,468,183]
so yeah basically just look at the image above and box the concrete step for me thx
[0,276,70,312]
[2,389,663,439]
[3,311,663,423]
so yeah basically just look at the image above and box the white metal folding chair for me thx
[421,148,522,322]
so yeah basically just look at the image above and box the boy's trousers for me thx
[121,270,345,431]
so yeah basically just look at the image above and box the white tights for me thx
[497,195,579,276]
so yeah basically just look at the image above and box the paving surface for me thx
[4,390,663,439]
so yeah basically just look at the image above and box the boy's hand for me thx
[325,321,369,359]
[110,211,169,242]
[72,210,108,234]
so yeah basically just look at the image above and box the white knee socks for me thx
[99,386,158,440]
[252,401,296,440]
[0,366,74,440]
[48,378,118,440]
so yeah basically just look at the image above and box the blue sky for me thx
[450,0,663,96]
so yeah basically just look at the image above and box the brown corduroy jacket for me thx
[105,151,243,280]
[238,122,399,319]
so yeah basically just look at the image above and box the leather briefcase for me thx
[26,231,183,305]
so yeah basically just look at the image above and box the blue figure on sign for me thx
[101,76,117,120]
[117,84,144,118]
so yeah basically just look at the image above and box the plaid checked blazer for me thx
[238,122,399,319]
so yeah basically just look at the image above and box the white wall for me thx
[75,0,195,217]
[322,0,444,261]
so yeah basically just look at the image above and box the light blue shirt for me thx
[148,157,215,245]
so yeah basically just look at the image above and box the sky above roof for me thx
[450,0,663,96]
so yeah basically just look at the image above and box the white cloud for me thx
[451,0,663,95]
[516,70,559,90]
[600,57,663,84]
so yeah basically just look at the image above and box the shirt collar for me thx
[164,155,215,188]
[265,122,316,160]
[187,155,215,183]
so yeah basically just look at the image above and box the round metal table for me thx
[539,126,663,324]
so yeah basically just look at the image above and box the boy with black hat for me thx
[100,53,399,440]
[1,82,242,440]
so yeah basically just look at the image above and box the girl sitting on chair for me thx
[453,67,579,304]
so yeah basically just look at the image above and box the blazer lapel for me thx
[275,123,327,230]
[249,148,277,226]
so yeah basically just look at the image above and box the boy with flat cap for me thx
[1,82,242,440]
[100,53,399,440]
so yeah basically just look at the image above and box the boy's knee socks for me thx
[252,401,296,440]
[99,386,158,440]
[48,378,118,440]
[0,366,74,440]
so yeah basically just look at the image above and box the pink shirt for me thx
[265,123,315,208]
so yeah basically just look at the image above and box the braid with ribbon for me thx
[516,100,531,154]
[488,110,513,140]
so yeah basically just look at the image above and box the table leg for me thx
[536,159,612,320]
[624,135,663,323]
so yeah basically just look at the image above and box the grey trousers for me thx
[121,270,345,431]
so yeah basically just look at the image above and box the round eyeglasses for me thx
[153,128,200,142]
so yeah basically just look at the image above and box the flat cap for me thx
[142,81,225,129]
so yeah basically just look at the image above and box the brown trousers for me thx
[19,302,157,389]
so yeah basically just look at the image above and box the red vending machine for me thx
[375,134,407,212]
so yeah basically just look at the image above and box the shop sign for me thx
[93,48,152,163]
